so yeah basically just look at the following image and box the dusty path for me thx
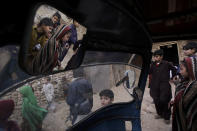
[42,83,174,131]
[141,87,172,131]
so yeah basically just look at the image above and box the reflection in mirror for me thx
[0,53,142,130]
[23,5,87,74]
[0,46,31,92]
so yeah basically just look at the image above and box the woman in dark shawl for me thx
[26,24,71,74]
[172,57,197,131]
[0,99,20,131]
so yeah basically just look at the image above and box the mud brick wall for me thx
[0,71,73,126]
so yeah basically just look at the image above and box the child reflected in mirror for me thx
[55,25,72,70]
[42,76,55,112]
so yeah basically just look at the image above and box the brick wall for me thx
[1,71,73,126]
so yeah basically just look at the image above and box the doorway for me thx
[160,44,179,66]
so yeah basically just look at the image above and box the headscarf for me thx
[56,25,72,62]
[0,100,14,122]
[184,56,197,81]
[0,100,20,131]
[172,56,197,131]
[20,86,48,131]
[56,25,71,41]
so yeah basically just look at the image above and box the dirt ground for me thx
[42,85,133,131]
[41,83,175,131]
[141,86,173,131]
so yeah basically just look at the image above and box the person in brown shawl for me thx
[25,24,72,74]
[171,56,197,131]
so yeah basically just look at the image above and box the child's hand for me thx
[168,100,174,109]
[172,75,181,85]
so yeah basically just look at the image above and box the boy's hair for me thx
[38,17,53,27]
[99,89,114,99]
[153,49,164,56]
[183,42,197,52]
[53,12,61,20]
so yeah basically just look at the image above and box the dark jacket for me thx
[68,24,78,45]
[66,78,93,124]
[149,60,177,100]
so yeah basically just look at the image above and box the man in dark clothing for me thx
[66,78,93,125]
[149,49,177,124]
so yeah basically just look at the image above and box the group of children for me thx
[171,42,197,131]
[64,77,115,125]
[149,41,197,130]
[0,76,115,131]
[25,12,80,74]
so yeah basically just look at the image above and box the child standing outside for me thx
[149,49,177,124]
[99,89,114,106]
[183,41,197,57]
[171,57,197,131]
[42,77,55,111]
[99,89,126,130]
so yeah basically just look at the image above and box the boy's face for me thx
[180,63,188,79]
[183,48,195,56]
[100,96,113,106]
[52,16,59,24]
[154,55,163,62]
[42,25,53,38]
[62,32,71,42]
